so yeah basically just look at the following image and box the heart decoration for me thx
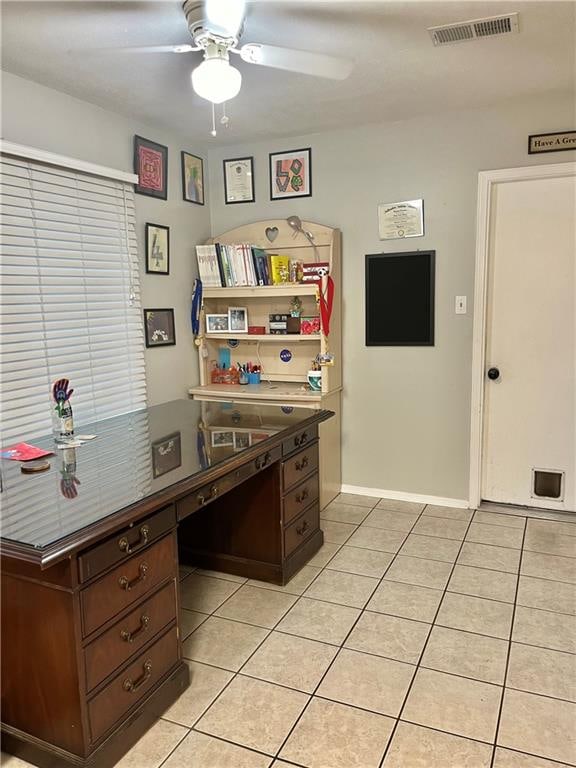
[265,226,279,243]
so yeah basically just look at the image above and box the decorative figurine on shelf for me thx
[289,296,303,317]
[52,378,74,439]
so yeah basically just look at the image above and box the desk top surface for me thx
[0,399,331,559]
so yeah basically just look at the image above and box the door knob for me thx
[487,367,500,380]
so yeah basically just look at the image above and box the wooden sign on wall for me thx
[528,131,576,154]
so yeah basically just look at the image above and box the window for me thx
[0,150,146,444]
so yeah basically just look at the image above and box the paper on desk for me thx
[0,442,55,461]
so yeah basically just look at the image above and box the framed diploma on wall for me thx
[223,156,255,204]
[378,199,424,240]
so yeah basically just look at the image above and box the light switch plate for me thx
[455,295,467,314]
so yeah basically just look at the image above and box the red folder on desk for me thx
[0,442,54,461]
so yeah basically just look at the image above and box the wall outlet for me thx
[455,295,467,314]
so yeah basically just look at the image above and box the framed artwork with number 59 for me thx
[269,148,312,200]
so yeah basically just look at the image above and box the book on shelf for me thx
[195,244,222,287]
[196,242,305,288]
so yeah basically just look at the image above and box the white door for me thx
[481,168,575,511]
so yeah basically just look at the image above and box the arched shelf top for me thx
[209,219,340,250]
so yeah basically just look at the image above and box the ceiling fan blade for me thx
[117,44,198,54]
[238,43,353,80]
[205,0,247,38]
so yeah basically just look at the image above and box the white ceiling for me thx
[1,1,574,143]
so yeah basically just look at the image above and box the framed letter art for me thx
[134,136,168,200]
[269,148,311,200]
[181,152,205,205]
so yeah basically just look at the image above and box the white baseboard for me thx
[340,484,470,509]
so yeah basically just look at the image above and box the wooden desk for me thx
[0,399,333,768]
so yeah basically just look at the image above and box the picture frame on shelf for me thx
[233,432,251,451]
[211,430,234,447]
[145,223,170,275]
[228,307,248,333]
[223,156,255,204]
[151,432,181,478]
[144,308,176,347]
[269,148,312,200]
[181,151,205,205]
[206,313,230,333]
[134,136,168,200]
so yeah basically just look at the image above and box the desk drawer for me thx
[283,444,319,492]
[81,535,175,638]
[88,625,178,743]
[282,425,318,457]
[284,504,319,557]
[78,505,176,583]
[84,580,177,692]
[284,474,319,526]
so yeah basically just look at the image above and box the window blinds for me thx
[0,153,147,444]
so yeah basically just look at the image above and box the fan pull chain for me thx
[211,102,217,137]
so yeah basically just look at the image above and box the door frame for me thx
[469,161,576,509]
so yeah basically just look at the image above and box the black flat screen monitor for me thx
[365,250,435,346]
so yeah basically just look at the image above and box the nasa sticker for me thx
[281,406,294,414]
[280,349,292,363]
[227,339,239,348]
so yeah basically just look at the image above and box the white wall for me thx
[206,92,576,501]
[1,71,211,406]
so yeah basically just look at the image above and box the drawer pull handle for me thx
[120,614,150,643]
[118,525,150,555]
[296,520,309,536]
[294,432,308,448]
[197,493,206,506]
[255,451,272,470]
[295,456,309,472]
[198,485,218,506]
[122,660,152,693]
[210,485,218,498]
[118,563,148,592]
[296,489,309,504]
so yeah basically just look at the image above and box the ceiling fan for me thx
[125,0,354,109]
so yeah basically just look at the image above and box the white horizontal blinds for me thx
[0,153,146,444]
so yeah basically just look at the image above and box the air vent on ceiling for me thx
[428,13,519,46]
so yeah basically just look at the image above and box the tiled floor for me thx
[3,495,576,768]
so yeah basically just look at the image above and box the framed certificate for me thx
[378,199,424,240]
[223,156,255,204]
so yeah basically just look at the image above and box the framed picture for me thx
[378,199,424,240]
[134,136,168,200]
[206,313,229,333]
[151,432,181,478]
[223,156,255,204]
[211,430,234,447]
[145,223,170,275]
[233,432,251,451]
[228,307,248,333]
[269,148,311,200]
[181,151,205,205]
[144,308,176,347]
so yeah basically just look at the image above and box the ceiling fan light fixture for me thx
[191,54,242,104]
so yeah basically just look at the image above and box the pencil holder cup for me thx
[307,370,322,391]
[239,371,249,385]
[248,372,261,385]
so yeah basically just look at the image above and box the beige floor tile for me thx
[320,519,358,545]
[336,492,380,508]
[376,498,425,514]
[194,569,248,583]
[326,545,394,578]
[437,592,513,639]
[367,580,442,622]
[402,668,502,742]
[0,755,35,767]
[180,609,208,639]
[458,542,521,574]
[516,575,576,615]
[384,555,452,589]
[214,586,297,629]
[196,675,308,755]
[448,565,517,603]
[163,661,233,727]
[304,569,379,608]
[182,616,269,671]
[507,642,576,702]
[345,526,407,553]
[421,625,508,684]
[493,747,572,767]
[163,730,272,768]
[422,505,474,522]
[179,564,195,579]
[320,502,371,525]
[498,688,576,765]
[524,527,576,559]
[179,573,242,613]
[399,533,461,563]
[241,632,337,693]
[361,508,419,532]
[307,541,341,567]
[466,522,524,549]
[345,610,430,664]
[317,648,415,716]
[526,519,576,538]
[280,697,395,768]
[411,516,468,540]
[115,718,188,768]
[513,606,576,653]
[473,510,526,529]
[521,551,576,584]
[383,721,492,768]
[276,597,361,645]
[247,566,321,596]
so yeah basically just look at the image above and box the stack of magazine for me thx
[195,243,290,287]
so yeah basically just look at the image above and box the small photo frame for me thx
[228,307,248,333]
[151,432,181,478]
[144,308,176,347]
[269,148,312,200]
[145,223,170,275]
[134,135,168,200]
[224,156,255,204]
[206,313,230,333]
[233,432,251,451]
[211,430,234,447]
[181,151,205,205]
